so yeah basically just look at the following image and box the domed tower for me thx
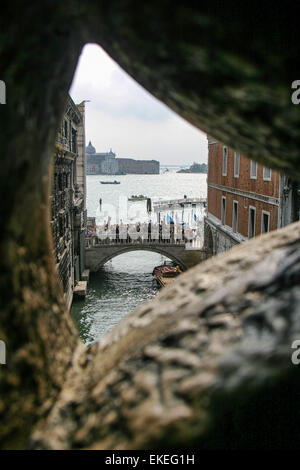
[86,140,96,154]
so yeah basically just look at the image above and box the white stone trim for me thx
[208,182,279,206]
[206,213,247,244]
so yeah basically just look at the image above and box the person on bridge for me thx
[119,222,126,244]
[148,221,152,242]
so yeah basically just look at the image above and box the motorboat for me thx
[128,194,148,201]
[100,180,120,184]
[152,261,182,287]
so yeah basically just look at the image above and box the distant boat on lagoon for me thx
[100,180,120,185]
[128,195,148,201]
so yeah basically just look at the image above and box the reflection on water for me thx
[71,251,168,344]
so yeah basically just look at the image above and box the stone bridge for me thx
[85,238,205,271]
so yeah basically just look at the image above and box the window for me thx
[248,206,256,238]
[58,173,63,191]
[234,152,240,178]
[64,120,68,138]
[250,160,257,179]
[263,167,271,181]
[72,127,77,153]
[58,214,64,237]
[222,146,228,176]
[261,211,270,233]
[232,201,238,233]
[221,196,226,225]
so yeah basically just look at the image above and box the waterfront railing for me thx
[153,197,207,210]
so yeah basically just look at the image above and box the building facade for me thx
[204,136,300,257]
[51,95,87,307]
[116,157,159,174]
[86,141,160,175]
[86,142,119,175]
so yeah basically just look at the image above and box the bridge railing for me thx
[86,224,199,248]
[85,235,187,248]
[153,197,206,206]
[153,197,207,211]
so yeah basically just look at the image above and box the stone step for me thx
[73,281,87,298]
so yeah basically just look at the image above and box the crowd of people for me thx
[86,221,199,244]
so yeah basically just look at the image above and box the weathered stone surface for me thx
[0,1,300,449]
[31,223,300,449]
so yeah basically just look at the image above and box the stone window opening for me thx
[71,127,77,153]
[64,120,68,138]
[58,215,64,238]
[58,173,63,191]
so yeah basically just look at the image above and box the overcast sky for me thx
[69,43,208,165]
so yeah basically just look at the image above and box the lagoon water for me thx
[71,167,207,344]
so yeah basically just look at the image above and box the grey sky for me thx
[70,43,208,165]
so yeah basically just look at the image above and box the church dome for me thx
[86,141,96,154]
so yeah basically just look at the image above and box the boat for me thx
[100,180,120,185]
[152,261,182,287]
[128,194,148,201]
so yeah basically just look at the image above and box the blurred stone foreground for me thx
[0,2,300,449]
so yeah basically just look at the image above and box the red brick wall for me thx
[208,187,278,237]
[117,158,159,174]
[207,142,280,237]
[208,143,280,197]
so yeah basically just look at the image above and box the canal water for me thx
[71,167,207,344]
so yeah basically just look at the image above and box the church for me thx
[86,141,160,175]
[86,141,119,175]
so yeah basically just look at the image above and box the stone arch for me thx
[1,2,300,450]
[89,246,188,272]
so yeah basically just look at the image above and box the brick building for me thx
[204,136,300,257]
[51,95,87,307]
[116,157,159,174]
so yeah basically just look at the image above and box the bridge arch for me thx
[88,245,189,272]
